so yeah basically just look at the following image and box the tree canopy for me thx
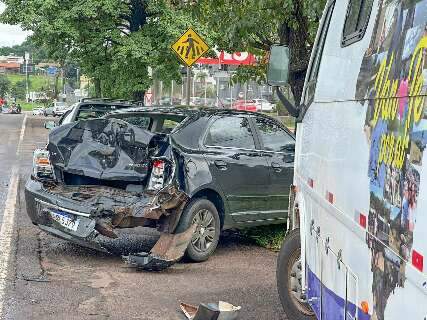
[0,0,327,102]
[0,0,211,100]
[186,0,327,103]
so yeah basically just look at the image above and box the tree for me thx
[0,0,211,100]
[10,80,29,100]
[0,38,49,63]
[186,0,327,104]
[0,75,11,98]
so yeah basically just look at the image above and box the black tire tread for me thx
[276,229,315,320]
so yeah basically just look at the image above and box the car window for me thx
[205,116,255,149]
[161,119,181,133]
[60,109,73,125]
[254,117,294,152]
[111,115,151,129]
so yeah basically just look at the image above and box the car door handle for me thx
[214,160,228,170]
[271,162,283,172]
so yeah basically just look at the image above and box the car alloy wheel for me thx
[191,209,216,253]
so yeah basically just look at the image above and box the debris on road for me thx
[123,224,197,271]
[180,301,241,320]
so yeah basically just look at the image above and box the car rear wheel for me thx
[277,229,315,320]
[175,198,220,262]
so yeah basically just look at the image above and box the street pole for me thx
[171,80,174,105]
[216,76,219,107]
[25,52,29,103]
[186,66,191,106]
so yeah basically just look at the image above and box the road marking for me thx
[16,114,27,156]
[0,166,19,318]
[0,115,26,317]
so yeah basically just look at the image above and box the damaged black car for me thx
[25,107,295,270]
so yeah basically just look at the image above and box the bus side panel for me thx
[298,0,427,318]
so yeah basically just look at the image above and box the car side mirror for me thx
[267,45,290,86]
[44,121,56,130]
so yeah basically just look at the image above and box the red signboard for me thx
[198,51,256,65]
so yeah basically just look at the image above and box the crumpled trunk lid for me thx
[48,118,164,182]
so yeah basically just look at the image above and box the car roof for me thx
[106,105,283,120]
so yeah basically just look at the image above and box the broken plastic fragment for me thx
[123,224,197,271]
[180,301,241,320]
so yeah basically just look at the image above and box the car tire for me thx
[277,229,315,320]
[175,198,220,262]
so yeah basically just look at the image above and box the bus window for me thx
[304,2,335,106]
[342,0,374,46]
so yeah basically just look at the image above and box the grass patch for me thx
[18,101,36,111]
[241,224,287,251]
[6,74,50,92]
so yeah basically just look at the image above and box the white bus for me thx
[267,0,427,319]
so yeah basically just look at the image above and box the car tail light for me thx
[33,149,55,180]
[148,159,166,191]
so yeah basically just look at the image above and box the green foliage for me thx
[6,74,48,92]
[0,0,211,100]
[187,0,327,102]
[10,79,29,99]
[0,38,49,63]
[241,224,287,251]
[0,75,11,98]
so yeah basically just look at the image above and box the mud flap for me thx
[123,224,197,271]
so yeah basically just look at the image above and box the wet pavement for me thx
[1,114,286,320]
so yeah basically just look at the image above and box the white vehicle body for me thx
[282,0,427,319]
[52,101,69,116]
[32,107,44,116]
[253,98,275,112]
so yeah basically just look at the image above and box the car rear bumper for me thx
[25,178,106,251]
[24,178,194,270]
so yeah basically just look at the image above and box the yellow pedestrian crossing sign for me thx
[171,28,209,67]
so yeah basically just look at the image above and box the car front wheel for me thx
[175,198,220,262]
[277,229,315,320]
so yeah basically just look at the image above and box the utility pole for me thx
[24,52,30,102]
[171,80,174,105]
[186,66,191,106]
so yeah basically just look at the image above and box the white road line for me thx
[0,116,26,317]
[16,114,27,156]
[0,167,19,318]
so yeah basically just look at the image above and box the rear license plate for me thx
[49,210,80,232]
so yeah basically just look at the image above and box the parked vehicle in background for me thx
[52,101,70,116]
[43,105,55,117]
[1,105,11,114]
[44,98,139,130]
[231,99,257,112]
[159,97,181,105]
[26,107,294,270]
[269,0,427,319]
[253,99,275,112]
[32,107,45,116]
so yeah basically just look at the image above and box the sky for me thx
[0,3,31,47]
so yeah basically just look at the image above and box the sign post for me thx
[171,28,209,106]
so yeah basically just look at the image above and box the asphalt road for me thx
[0,114,286,320]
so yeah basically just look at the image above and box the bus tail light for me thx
[308,178,314,188]
[359,213,367,229]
